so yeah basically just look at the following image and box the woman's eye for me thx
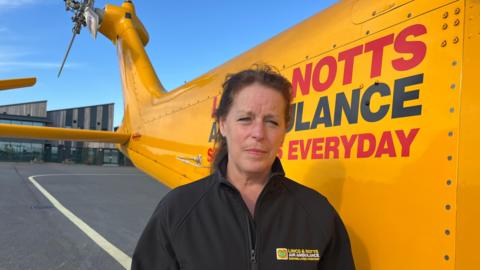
[268,120,279,126]
[238,117,251,122]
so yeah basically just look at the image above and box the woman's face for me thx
[219,83,287,178]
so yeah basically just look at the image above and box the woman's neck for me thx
[226,162,270,216]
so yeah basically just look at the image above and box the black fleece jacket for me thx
[131,158,355,270]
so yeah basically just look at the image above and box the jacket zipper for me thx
[231,174,280,270]
[247,175,282,270]
[246,214,257,270]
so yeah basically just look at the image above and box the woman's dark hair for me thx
[212,65,292,171]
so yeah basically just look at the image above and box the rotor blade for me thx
[57,31,77,78]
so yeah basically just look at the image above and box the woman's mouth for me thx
[245,148,268,156]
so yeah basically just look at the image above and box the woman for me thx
[132,66,355,269]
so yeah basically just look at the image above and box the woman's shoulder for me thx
[150,175,215,228]
[279,176,337,219]
[159,175,214,210]
[280,177,328,201]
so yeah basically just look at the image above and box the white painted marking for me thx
[28,174,140,270]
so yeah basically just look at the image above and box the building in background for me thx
[0,101,131,166]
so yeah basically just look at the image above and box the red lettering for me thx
[288,140,299,160]
[211,96,218,117]
[289,24,427,99]
[392,24,427,71]
[365,34,394,78]
[396,128,420,157]
[311,138,324,159]
[357,133,376,158]
[312,56,337,92]
[340,134,357,158]
[325,137,340,159]
[375,131,396,157]
[338,45,363,85]
[300,139,312,159]
[207,148,214,162]
[285,129,418,161]
[292,63,312,98]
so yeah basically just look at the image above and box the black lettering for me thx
[392,74,423,118]
[361,83,391,122]
[295,102,311,131]
[287,103,296,132]
[208,122,217,142]
[311,96,332,129]
[334,89,360,126]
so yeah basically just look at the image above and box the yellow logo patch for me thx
[276,248,289,260]
[275,248,320,261]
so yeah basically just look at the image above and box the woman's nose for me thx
[251,121,265,140]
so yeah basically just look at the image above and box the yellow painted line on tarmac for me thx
[28,174,141,270]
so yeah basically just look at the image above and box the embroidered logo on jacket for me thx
[276,248,320,261]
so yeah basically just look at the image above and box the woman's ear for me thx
[218,118,226,138]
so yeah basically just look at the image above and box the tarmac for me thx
[0,162,171,270]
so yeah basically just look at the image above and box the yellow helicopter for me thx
[0,0,479,269]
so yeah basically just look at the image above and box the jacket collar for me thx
[215,155,285,186]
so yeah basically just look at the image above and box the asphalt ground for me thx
[0,162,171,270]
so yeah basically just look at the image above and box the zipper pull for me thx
[251,249,256,263]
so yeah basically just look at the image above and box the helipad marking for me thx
[28,174,142,270]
